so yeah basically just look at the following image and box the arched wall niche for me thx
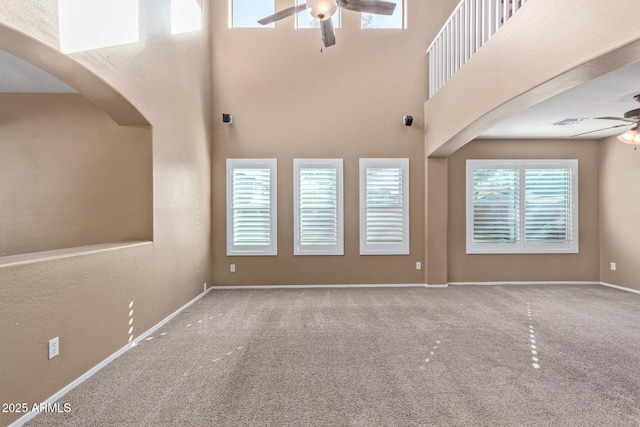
[0,23,153,262]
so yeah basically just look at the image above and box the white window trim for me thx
[360,158,410,255]
[226,159,277,256]
[466,159,579,255]
[294,159,344,256]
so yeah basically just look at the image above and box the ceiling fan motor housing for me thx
[307,0,338,20]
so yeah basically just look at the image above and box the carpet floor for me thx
[27,285,640,426]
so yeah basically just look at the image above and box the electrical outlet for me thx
[230,264,236,273]
[416,262,422,270]
[610,262,616,271]
[48,337,59,360]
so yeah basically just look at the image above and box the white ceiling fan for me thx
[258,0,397,48]
[572,95,640,145]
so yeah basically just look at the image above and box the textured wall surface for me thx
[599,136,640,292]
[0,93,152,257]
[0,1,212,425]
[447,139,600,283]
[210,0,459,286]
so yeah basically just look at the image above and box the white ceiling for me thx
[479,61,640,140]
[0,49,76,93]
[2,47,638,140]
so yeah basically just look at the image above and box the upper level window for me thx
[294,159,344,256]
[58,0,139,53]
[231,0,274,28]
[361,0,405,29]
[227,159,278,256]
[360,158,410,255]
[296,0,340,29]
[171,0,202,34]
[466,159,579,254]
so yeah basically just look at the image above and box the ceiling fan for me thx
[257,0,397,48]
[572,94,640,143]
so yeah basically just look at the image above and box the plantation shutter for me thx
[360,159,410,255]
[294,159,344,255]
[524,168,573,244]
[232,168,271,246]
[471,168,520,244]
[466,159,578,254]
[227,159,277,256]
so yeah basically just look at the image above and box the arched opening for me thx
[0,25,153,262]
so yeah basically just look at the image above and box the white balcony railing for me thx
[427,0,529,97]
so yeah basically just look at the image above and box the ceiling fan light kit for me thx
[617,127,640,145]
[257,0,397,48]
[307,0,338,20]
[574,95,640,145]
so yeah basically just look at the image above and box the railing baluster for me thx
[427,0,527,96]
[475,0,480,53]
[456,4,464,71]
[458,3,467,67]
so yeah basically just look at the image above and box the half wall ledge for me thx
[0,241,152,269]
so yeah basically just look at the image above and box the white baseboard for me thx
[9,284,213,427]
[212,283,425,290]
[425,284,449,288]
[599,282,640,295]
[448,281,600,286]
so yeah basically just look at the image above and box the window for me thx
[58,0,139,53]
[171,0,202,34]
[296,0,340,29]
[361,0,405,29]
[231,0,274,28]
[294,159,344,256]
[227,159,277,256]
[466,160,578,254]
[360,158,410,255]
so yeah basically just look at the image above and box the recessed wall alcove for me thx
[0,22,153,265]
[0,92,153,261]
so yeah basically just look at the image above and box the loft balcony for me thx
[424,0,640,156]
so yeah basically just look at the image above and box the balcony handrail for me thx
[427,0,529,97]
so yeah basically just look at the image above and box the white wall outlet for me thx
[230,264,236,273]
[48,337,59,359]
[610,262,616,271]
[416,262,422,270]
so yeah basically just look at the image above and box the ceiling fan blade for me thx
[321,18,336,47]
[570,123,632,138]
[258,3,307,25]
[594,116,637,123]
[338,0,396,15]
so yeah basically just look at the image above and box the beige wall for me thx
[210,0,458,286]
[425,157,448,285]
[599,136,640,291]
[0,93,152,257]
[424,0,640,157]
[447,139,600,283]
[0,1,211,425]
